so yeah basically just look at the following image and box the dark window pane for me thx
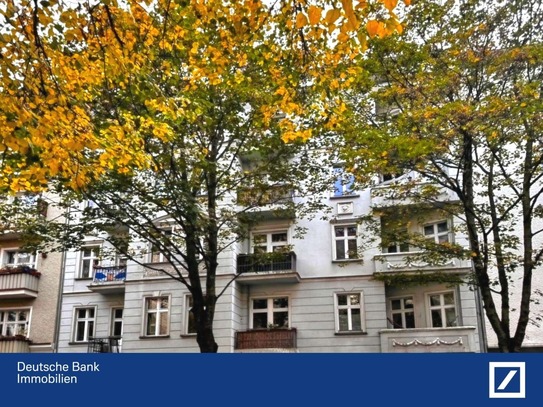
[337,294,347,306]
[429,295,441,306]
[405,312,415,328]
[444,292,454,305]
[335,227,344,237]
[114,309,123,318]
[338,309,348,331]
[347,226,357,236]
[146,314,156,335]
[347,240,357,258]
[253,313,268,329]
[335,240,345,259]
[431,310,443,327]
[273,312,289,328]
[76,322,85,341]
[392,313,403,329]
[253,299,268,309]
[391,299,401,310]
[273,298,288,308]
[272,233,287,242]
[445,308,457,327]
[437,222,448,233]
[351,309,361,331]
[77,309,86,318]
[424,225,434,236]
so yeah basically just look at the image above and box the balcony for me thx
[373,252,472,274]
[88,266,126,294]
[87,336,121,353]
[235,328,297,351]
[379,326,478,353]
[236,252,300,285]
[0,267,40,298]
[237,185,295,221]
[371,181,458,209]
[0,336,31,353]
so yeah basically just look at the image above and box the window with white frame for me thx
[251,297,289,329]
[335,293,365,333]
[333,225,358,260]
[73,307,96,342]
[2,250,36,268]
[333,167,355,197]
[423,221,450,244]
[79,246,101,278]
[251,230,289,253]
[0,309,30,337]
[184,295,197,335]
[110,308,123,337]
[428,291,457,328]
[390,297,415,329]
[144,296,170,336]
[385,229,410,253]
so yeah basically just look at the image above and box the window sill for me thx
[74,277,92,281]
[332,259,362,264]
[180,334,197,338]
[334,331,367,336]
[329,194,360,200]
[139,335,171,339]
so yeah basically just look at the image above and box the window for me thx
[423,221,450,244]
[334,293,365,333]
[428,291,457,328]
[333,167,355,197]
[333,225,358,260]
[79,246,101,278]
[390,297,415,329]
[184,295,197,335]
[0,309,30,337]
[2,250,36,268]
[144,296,170,336]
[111,308,123,337]
[73,307,96,342]
[250,297,289,329]
[251,231,288,253]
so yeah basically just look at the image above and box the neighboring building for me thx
[0,194,63,353]
[55,170,486,353]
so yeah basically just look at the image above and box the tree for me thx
[0,0,408,193]
[1,0,410,352]
[340,0,543,352]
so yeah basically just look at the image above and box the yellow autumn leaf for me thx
[308,6,322,25]
[383,0,398,11]
[366,20,385,38]
[325,9,341,26]
[296,12,308,29]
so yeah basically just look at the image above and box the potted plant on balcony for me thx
[0,265,41,277]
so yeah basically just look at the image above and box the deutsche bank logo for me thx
[489,362,526,398]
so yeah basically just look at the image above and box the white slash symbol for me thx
[497,370,517,390]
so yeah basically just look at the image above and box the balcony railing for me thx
[93,265,127,282]
[379,327,478,353]
[237,185,293,207]
[0,268,40,298]
[371,181,458,208]
[374,252,472,274]
[88,266,127,294]
[87,336,121,353]
[235,328,297,350]
[237,252,296,274]
[236,252,299,284]
[0,336,31,353]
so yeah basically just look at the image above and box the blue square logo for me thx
[489,362,526,398]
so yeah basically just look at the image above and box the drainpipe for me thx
[475,284,488,353]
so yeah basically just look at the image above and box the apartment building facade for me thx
[55,170,486,353]
[0,195,63,353]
